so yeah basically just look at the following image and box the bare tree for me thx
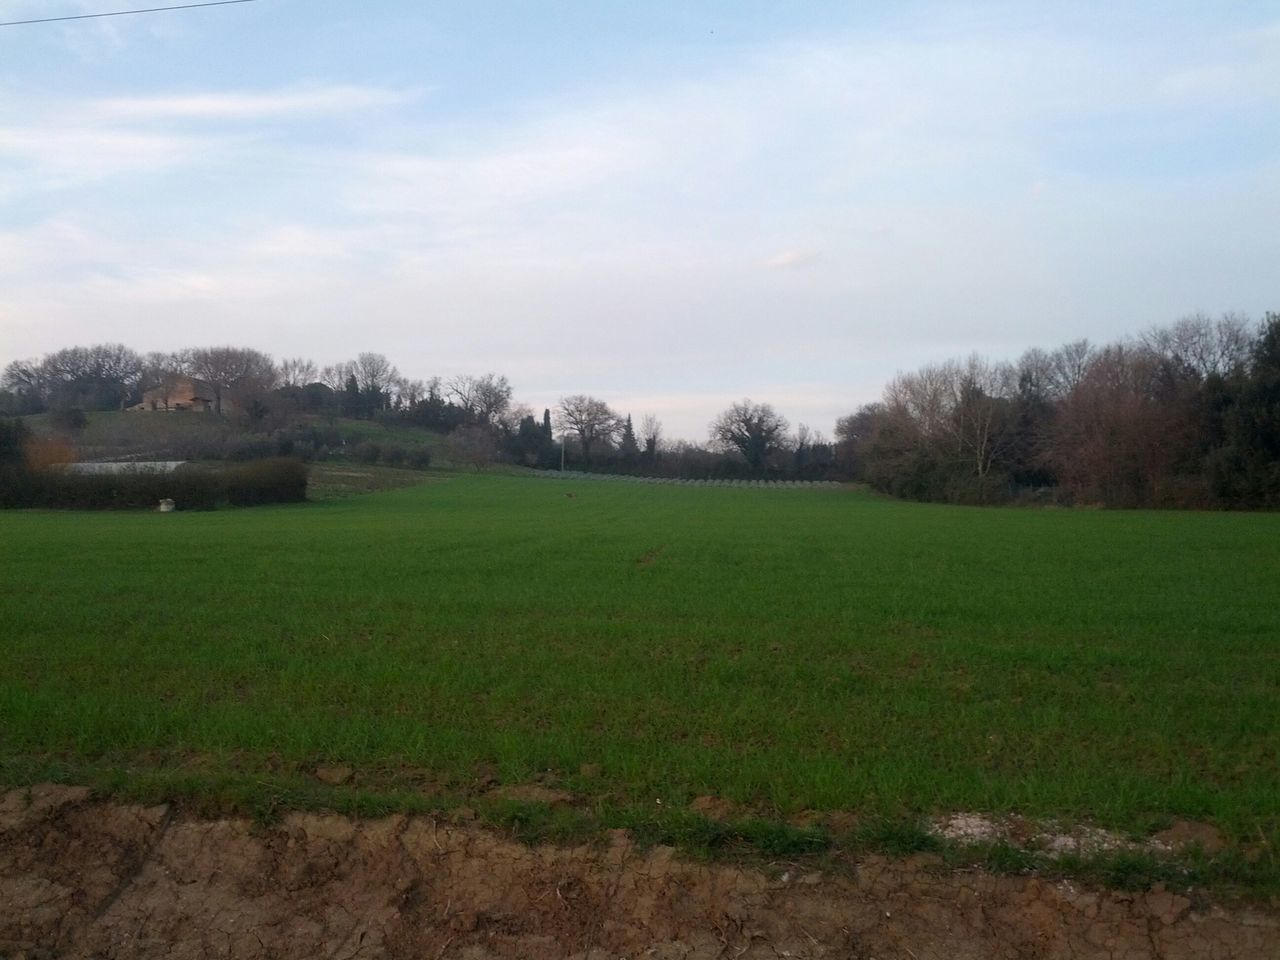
[394,377,426,408]
[497,401,534,435]
[555,394,620,465]
[1046,344,1194,505]
[140,351,188,410]
[279,357,319,389]
[353,352,399,402]
[447,424,500,471]
[709,399,790,471]
[945,354,1017,481]
[2,359,43,398]
[883,363,953,455]
[1142,312,1253,380]
[187,346,277,415]
[320,362,354,393]
[639,414,662,461]
[446,373,512,425]
[1047,339,1094,400]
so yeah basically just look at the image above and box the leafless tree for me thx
[320,362,354,393]
[497,401,534,435]
[279,357,319,389]
[447,424,500,470]
[709,399,790,471]
[354,352,399,398]
[883,363,954,455]
[1047,339,1094,400]
[1141,312,1253,379]
[555,394,621,464]
[446,373,512,425]
[187,346,277,415]
[945,354,1018,481]
[2,359,43,397]
[639,414,662,459]
[394,377,426,408]
[140,352,188,410]
[1046,344,1195,505]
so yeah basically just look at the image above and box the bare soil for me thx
[2,785,1277,959]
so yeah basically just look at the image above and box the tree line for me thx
[3,309,1277,506]
[836,312,1280,508]
[0,343,835,478]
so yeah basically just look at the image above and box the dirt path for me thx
[2,785,1277,959]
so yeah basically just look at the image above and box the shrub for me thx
[49,408,88,433]
[380,444,406,466]
[405,447,432,470]
[1,459,308,511]
[353,441,381,464]
[0,419,32,466]
[223,437,275,461]
[221,458,308,506]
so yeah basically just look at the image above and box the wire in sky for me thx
[0,0,257,28]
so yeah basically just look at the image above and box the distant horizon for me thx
[3,1,1277,440]
[4,307,1271,445]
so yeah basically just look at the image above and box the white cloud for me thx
[763,250,820,270]
[93,85,421,121]
[0,125,217,191]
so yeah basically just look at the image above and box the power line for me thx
[0,0,258,28]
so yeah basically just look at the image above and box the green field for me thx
[2,475,1278,887]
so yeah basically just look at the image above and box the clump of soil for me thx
[2,784,1277,959]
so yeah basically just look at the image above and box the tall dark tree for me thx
[619,414,640,465]
[709,400,790,472]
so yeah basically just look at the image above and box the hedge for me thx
[0,458,308,510]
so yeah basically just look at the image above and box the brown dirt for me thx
[2,784,1278,959]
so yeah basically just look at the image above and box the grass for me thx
[306,463,448,500]
[1,476,1277,890]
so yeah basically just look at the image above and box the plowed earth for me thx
[2,786,1277,960]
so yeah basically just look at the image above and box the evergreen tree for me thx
[341,374,363,418]
[620,414,641,465]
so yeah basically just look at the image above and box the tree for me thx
[1046,344,1195,506]
[709,400,790,472]
[320,362,354,393]
[448,424,500,470]
[946,354,1018,485]
[1,360,45,414]
[619,414,640,465]
[36,343,142,410]
[1141,313,1252,380]
[1047,339,1094,400]
[834,403,887,478]
[279,357,319,389]
[354,352,399,413]
[1205,311,1280,506]
[446,373,512,425]
[140,352,188,410]
[187,346,277,416]
[639,414,661,463]
[555,395,620,465]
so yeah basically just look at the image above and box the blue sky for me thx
[1,1,1277,438]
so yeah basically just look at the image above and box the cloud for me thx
[93,85,421,121]
[0,124,221,192]
[763,250,820,270]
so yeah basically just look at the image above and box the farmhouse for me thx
[129,376,233,414]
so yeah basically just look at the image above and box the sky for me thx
[1,1,1277,440]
